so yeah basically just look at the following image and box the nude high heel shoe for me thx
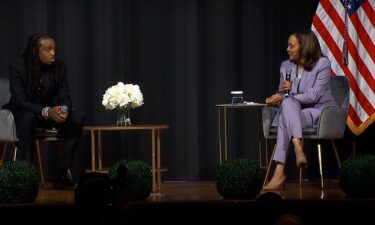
[296,152,308,168]
[294,139,307,167]
[263,174,286,191]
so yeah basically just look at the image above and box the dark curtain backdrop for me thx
[1,0,372,181]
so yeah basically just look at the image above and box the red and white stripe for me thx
[312,0,375,135]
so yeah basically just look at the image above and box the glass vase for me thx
[117,107,131,126]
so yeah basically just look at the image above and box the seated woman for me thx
[263,29,337,191]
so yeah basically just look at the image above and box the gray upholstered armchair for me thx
[0,77,18,163]
[262,75,350,189]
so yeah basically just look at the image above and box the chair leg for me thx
[263,144,276,187]
[13,145,18,162]
[331,139,342,169]
[0,142,9,164]
[35,140,45,187]
[317,144,324,189]
[1,142,19,164]
[13,146,17,161]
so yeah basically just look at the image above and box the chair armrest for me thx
[262,106,278,139]
[316,106,348,139]
[0,109,18,142]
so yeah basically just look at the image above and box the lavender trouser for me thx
[273,97,313,164]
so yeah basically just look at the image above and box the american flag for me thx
[312,0,375,135]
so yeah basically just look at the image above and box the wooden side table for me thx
[83,124,169,193]
[216,103,267,167]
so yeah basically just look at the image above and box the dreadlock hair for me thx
[22,33,60,97]
[293,30,323,71]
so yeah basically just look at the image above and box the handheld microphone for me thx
[61,105,68,113]
[285,68,292,96]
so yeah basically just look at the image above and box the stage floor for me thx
[4,180,375,225]
[35,179,346,204]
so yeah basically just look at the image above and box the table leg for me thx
[151,129,156,193]
[98,130,103,170]
[258,109,266,168]
[218,107,222,164]
[157,129,161,192]
[90,130,96,172]
[224,107,228,161]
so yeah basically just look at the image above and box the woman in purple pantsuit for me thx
[263,30,337,191]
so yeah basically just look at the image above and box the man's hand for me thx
[265,93,283,105]
[48,106,68,123]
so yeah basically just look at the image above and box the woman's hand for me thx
[282,80,292,92]
[48,106,69,123]
[266,93,283,105]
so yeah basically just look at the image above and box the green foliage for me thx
[0,161,40,203]
[215,158,263,199]
[339,154,375,197]
[108,160,152,200]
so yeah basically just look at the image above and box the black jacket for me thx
[4,58,72,115]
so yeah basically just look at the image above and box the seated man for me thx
[3,33,85,188]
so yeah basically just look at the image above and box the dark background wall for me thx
[0,0,373,181]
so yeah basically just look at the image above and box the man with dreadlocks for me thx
[3,33,84,188]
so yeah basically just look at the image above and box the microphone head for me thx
[61,105,68,113]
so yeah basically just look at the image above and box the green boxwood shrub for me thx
[215,158,263,199]
[0,161,40,203]
[108,160,152,200]
[339,154,375,197]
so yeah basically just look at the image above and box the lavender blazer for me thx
[272,56,337,127]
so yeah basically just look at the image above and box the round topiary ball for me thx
[108,160,152,200]
[339,154,375,197]
[215,158,263,199]
[0,161,40,203]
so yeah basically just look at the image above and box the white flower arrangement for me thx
[102,82,144,110]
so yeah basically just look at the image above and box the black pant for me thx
[12,110,85,179]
